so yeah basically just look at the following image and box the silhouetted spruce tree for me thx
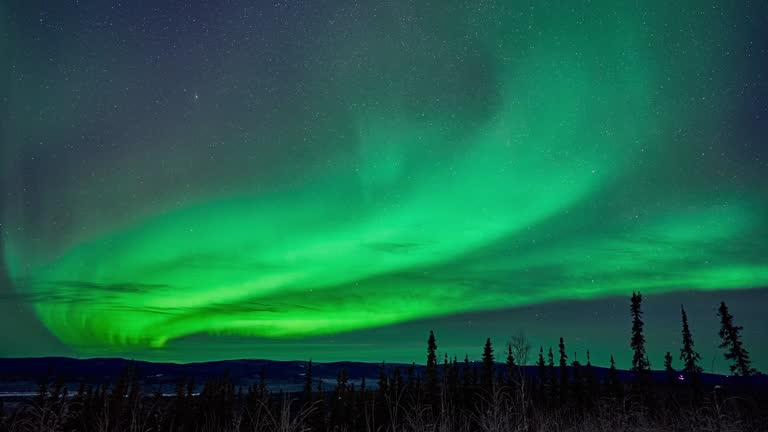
[630,292,651,375]
[426,330,438,398]
[664,351,676,384]
[717,302,755,376]
[536,347,546,384]
[461,354,472,408]
[546,347,557,404]
[506,344,516,386]
[481,338,495,391]
[448,356,459,402]
[558,337,568,403]
[608,354,621,397]
[679,305,703,384]
[443,353,450,387]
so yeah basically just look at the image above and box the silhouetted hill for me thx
[1,356,765,396]
[0,357,413,394]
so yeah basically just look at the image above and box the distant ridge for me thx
[2,356,765,395]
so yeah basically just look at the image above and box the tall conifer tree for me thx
[426,330,438,396]
[630,292,650,374]
[536,347,546,384]
[506,345,516,386]
[679,306,703,381]
[546,347,556,403]
[664,352,675,384]
[481,338,495,391]
[558,337,568,402]
[717,302,755,376]
[608,354,620,396]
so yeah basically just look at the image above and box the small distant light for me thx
[678,374,685,381]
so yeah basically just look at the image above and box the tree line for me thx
[0,294,764,432]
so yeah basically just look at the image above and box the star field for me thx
[1,0,767,370]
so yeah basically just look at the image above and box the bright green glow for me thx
[3,1,767,356]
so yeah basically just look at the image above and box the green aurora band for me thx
[2,0,767,356]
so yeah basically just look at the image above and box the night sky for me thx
[1,1,767,372]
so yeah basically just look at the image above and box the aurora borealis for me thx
[1,0,767,371]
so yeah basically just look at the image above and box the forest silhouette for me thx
[1,294,765,432]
